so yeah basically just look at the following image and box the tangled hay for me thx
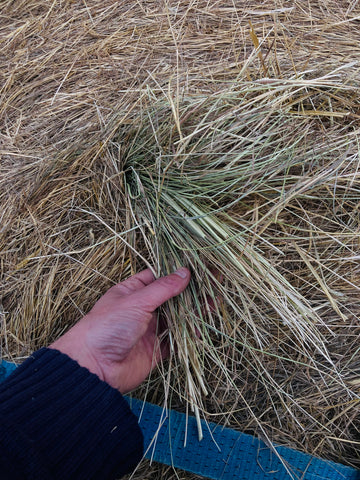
[2,0,360,476]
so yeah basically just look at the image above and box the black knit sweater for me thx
[0,348,143,479]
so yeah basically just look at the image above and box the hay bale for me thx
[1,0,360,476]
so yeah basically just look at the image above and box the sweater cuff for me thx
[0,348,143,480]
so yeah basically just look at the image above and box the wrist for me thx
[49,326,105,383]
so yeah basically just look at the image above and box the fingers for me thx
[130,268,156,285]
[129,267,191,312]
[113,269,156,296]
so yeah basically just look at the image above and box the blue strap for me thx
[0,359,18,381]
[128,397,360,480]
[1,360,359,480]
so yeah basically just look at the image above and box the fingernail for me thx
[174,267,188,279]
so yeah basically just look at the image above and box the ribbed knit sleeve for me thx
[0,348,144,480]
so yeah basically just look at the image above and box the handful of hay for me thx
[1,0,360,475]
[117,80,360,454]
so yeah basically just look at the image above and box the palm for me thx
[88,310,162,392]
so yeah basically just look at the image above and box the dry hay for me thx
[1,0,360,477]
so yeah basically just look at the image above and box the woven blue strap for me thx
[1,360,359,480]
[128,397,360,480]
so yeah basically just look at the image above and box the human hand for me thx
[49,267,191,393]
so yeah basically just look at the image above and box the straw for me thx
[1,0,360,474]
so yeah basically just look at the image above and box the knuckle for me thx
[112,284,132,296]
[112,277,144,296]
[126,277,144,289]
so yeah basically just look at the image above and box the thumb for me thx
[129,267,191,312]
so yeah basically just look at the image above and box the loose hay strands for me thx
[2,0,360,475]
